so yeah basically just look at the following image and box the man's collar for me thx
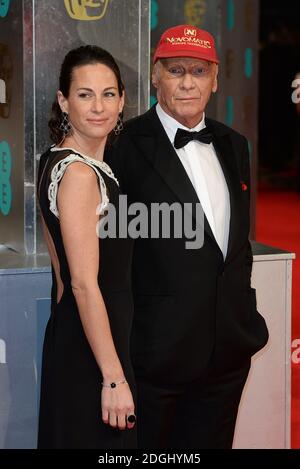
[155,103,206,145]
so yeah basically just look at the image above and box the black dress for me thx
[37,147,136,449]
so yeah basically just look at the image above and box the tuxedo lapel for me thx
[208,119,243,261]
[133,107,217,244]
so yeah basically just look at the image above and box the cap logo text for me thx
[184,28,197,37]
[166,37,211,49]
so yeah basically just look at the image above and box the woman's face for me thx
[58,62,124,142]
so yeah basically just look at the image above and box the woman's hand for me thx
[101,381,136,430]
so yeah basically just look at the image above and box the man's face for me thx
[152,57,218,128]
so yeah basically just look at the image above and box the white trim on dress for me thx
[48,149,118,219]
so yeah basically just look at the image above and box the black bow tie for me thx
[174,127,214,149]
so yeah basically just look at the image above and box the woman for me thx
[37,45,136,449]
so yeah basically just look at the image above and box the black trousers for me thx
[135,359,251,449]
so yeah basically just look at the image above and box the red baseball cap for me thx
[153,24,219,64]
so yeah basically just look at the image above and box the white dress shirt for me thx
[156,103,230,258]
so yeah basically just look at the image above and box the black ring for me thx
[127,414,136,423]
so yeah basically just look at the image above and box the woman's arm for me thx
[57,161,135,430]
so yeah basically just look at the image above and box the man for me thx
[108,25,269,448]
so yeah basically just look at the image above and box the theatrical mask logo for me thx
[184,0,207,27]
[0,43,12,118]
[0,140,12,216]
[0,0,10,18]
[64,0,109,21]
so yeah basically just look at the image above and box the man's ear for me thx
[57,90,68,113]
[212,64,218,93]
[152,73,159,89]
[152,62,160,89]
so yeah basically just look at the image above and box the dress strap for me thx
[48,153,110,219]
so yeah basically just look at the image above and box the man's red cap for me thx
[153,24,219,64]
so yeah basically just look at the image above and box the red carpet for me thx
[256,190,300,448]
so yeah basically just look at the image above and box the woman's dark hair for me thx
[49,45,124,143]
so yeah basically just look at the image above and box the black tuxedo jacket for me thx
[107,106,268,385]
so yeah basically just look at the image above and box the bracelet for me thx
[101,378,127,389]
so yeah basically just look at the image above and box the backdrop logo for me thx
[0,0,10,18]
[0,140,12,216]
[0,339,6,364]
[64,0,109,21]
[0,43,12,118]
[184,0,207,28]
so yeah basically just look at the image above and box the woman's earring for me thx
[114,113,124,135]
[59,111,72,136]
